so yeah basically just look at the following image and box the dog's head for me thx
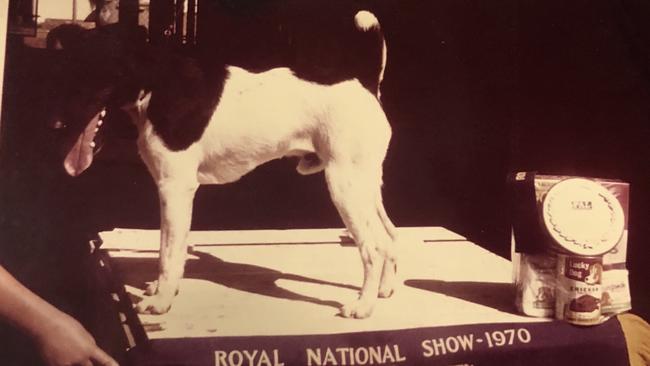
[49,23,150,176]
[584,263,602,285]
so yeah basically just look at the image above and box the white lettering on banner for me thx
[215,349,284,366]
[422,328,533,358]
[306,344,406,365]
[422,334,474,357]
[484,328,532,348]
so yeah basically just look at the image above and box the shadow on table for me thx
[117,249,360,311]
[405,279,517,314]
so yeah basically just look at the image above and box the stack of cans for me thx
[509,173,631,326]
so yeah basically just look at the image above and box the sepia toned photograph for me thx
[0,1,649,365]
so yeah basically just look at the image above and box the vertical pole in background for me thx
[174,0,185,43]
[119,0,140,26]
[0,0,10,154]
[196,0,219,47]
[187,0,196,44]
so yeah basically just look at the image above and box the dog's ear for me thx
[134,89,152,114]
[46,23,88,50]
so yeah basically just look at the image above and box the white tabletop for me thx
[101,227,546,339]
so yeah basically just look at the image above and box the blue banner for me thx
[127,318,629,366]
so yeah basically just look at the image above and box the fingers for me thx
[90,346,118,366]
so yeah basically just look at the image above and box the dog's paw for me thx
[340,299,374,319]
[135,293,174,314]
[378,285,395,298]
[379,262,398,298]
[144,281,158,296]
[378,274,398,298]
[144,280,180,297]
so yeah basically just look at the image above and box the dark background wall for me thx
[1,0,649,331]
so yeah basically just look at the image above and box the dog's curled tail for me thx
[353,10,387,99]
[354,10,380,31]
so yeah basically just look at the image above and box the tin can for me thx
[601,269,632,315]
[541,178,625,256]
[555,254,603,326]
[515,253,556,317]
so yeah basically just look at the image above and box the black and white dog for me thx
[54,10,398,319]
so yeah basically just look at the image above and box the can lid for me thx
[542,178,625,256]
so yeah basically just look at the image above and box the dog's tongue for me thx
[64,110,103,176]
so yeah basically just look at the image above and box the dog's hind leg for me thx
[377,197,399,299]
[325,162,395,318]
[136,175,199,314]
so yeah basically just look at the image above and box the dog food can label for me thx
[542,178,625,256]
[515,253,556,318]
[556,255,603,326]
[601,269,632,315]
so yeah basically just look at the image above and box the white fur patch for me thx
[176,66,391,185]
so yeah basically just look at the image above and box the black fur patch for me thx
[291,29,384,96]
[54,23,227,152]
[147,55,228,151]
[289,10,385,96]
[47,23,147,154]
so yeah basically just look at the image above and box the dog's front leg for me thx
[136,179,198,314]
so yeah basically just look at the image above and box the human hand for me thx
[35,312,118,366]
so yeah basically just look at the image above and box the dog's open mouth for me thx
[63,108,106,176]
